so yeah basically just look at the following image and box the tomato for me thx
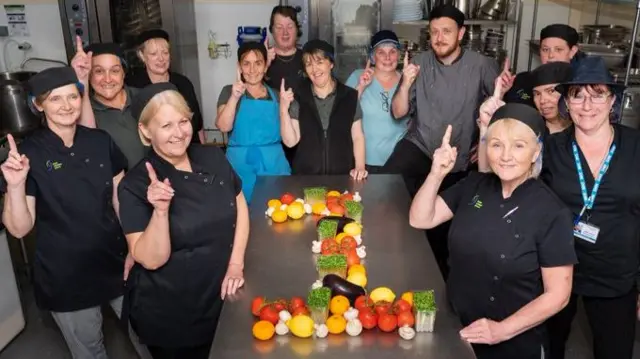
[340,193,354,203]
[251,297,265,316]
[289,297,305,312]
[291,306,310,316]
[397,311,415,327]
[393,299,412,314]
[378,313,398,332]
[374,301,392,316]
[358,307,378,329]
[354,295,373,312]
[272,299,287,312]
[280,193,295,205]
[321,239,339,255]
[327,202,345,215]
[259,305,279,325]
[345,249,360,267]
[326,196,340,205]
[340,236,357,252]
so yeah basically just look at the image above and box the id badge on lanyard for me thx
[572,142,616,244]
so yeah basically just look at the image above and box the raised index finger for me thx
[145,162,159,183]
[365,59,371,70]
[442,125,452,147]
[264,38,270,49]
[236,67,242,82]
[7,134,17,153]
[403,51,409,68]
[502,57,511,74]
[280,78,285,92]
[75,36,85,54]
[493,75,503,99]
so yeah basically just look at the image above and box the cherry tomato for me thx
[272,299,287,312]
[289,297,305,312]
[374,301,392,316]
[259,305,279,325]
[321,239,339,255]
[280,193,295,205]
[358,307,378,329]
[393,299,412,314]
[251,297,265,316]
[340,236,357,252]
[397,311,415,327]
[378,313,398,332]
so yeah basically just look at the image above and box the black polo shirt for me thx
[117,144,241,347]
[441,172,576,358]
[503,71,535,108]
[542,124,640,297]
[126,71,203,145]
[265,49,304,92]
[18,125,128,312]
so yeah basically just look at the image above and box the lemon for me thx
[343,222,362,236]
[327,190,341,197]
[267,199,282,208]
[287,203,305,219]
[369,287,396,303]
[348,264,366,276]
[271,210,288,223]
[335,232,349,244]
[288,315,314,338]
[311,202,327,215]
[401,291,413,307]
[347,272,367,287]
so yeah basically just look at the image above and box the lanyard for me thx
[572,141,616,223]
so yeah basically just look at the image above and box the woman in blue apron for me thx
[216,42,290,202]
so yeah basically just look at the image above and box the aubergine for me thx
[316,216,355,233]
[322,274,366,305]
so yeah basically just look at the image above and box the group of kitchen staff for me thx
[2,1,640,359]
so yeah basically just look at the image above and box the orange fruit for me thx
[348,264,366,276]
[267,199,282,208]
[327,190,341,197]
[401,292,413,307]
[326,314,347,334]
[329,295,350,315]
[252,320,275,340]
[271,210,287,223]
[312,202,327,215]
[335,232,349,244]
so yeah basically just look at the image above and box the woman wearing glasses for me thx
[345,30,408,173]
[541,57,640,359]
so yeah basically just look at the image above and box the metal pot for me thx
[0,71,41,137]
[582,25,629,45]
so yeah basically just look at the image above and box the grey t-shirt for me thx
[398,50,498,172]
[91,86,146,169]
[216,85,279,116]
[288,87,363,130]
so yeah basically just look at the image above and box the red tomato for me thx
[341,193,354,203]
[340,236,357,252]
[251,297,265,316]
[378,313,398,332]
[374,301,392,316]
[354,295,373,312]
[326,196,340,205]
[358,308,378,329]
[259,305,279,325]
[393,299,412,314]
[321,239,339,255]
[272,299,287,312]
[280,193,295,205]
[289,297,305,312]
[291,306,310,316]
[327,203,345,215]
[346,249,360,267]
[397,311,415,327]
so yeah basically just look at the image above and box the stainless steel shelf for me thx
[393,19,517,26]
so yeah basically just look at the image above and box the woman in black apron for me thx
[411,103,576,359]
[118,83,249,359]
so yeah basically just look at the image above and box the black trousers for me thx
[383,139,469,280]
[148,339,213,359]
[547,290,637,359]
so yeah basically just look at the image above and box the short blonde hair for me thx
[485,118,543,178]
[137,38,170,62]
[137,90,193,146]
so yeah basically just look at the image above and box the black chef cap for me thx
[84,42,125,59]
[540,24,579,47]
[302,39,335,62]
[490,103,546,139]
[27,66,81,97]
[429,5,465,27]
[131,82,178,120]
[530,62,573,89]
[136,29,170,47]
[237,41,268,62]
[371,30,400,49]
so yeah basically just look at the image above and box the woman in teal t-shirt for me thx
[346,30,408,173]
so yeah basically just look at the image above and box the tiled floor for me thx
[2,236,640,359]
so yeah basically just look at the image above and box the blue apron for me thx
[226,86,291,202]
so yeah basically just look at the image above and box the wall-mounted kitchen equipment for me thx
[0,71,41,138]
[237,27,267,46]
[57,0,201,102]
[581,24,629,45]
[529,40,627,69]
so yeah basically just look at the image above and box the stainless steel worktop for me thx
[209,175,475,359]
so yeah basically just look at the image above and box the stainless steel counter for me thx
[209,175,475,359]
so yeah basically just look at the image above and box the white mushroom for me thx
[343,307,359,321]
[311,280,323,290]
[295,198,305,204]
[314,324,329,338]
[353,192,362,202]
[399,325,416,340]
[280,204,288,211]
[311,241,322,254]
[265,207,275,217]
[279,310,292,322]
[304,203,312,214]
[275,321,289,335]
[346,319,363,336]
[356,246,367,259]
[353,234,363,246]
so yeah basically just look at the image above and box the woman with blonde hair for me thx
[410,103,576,359]
[118,83,248,359]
